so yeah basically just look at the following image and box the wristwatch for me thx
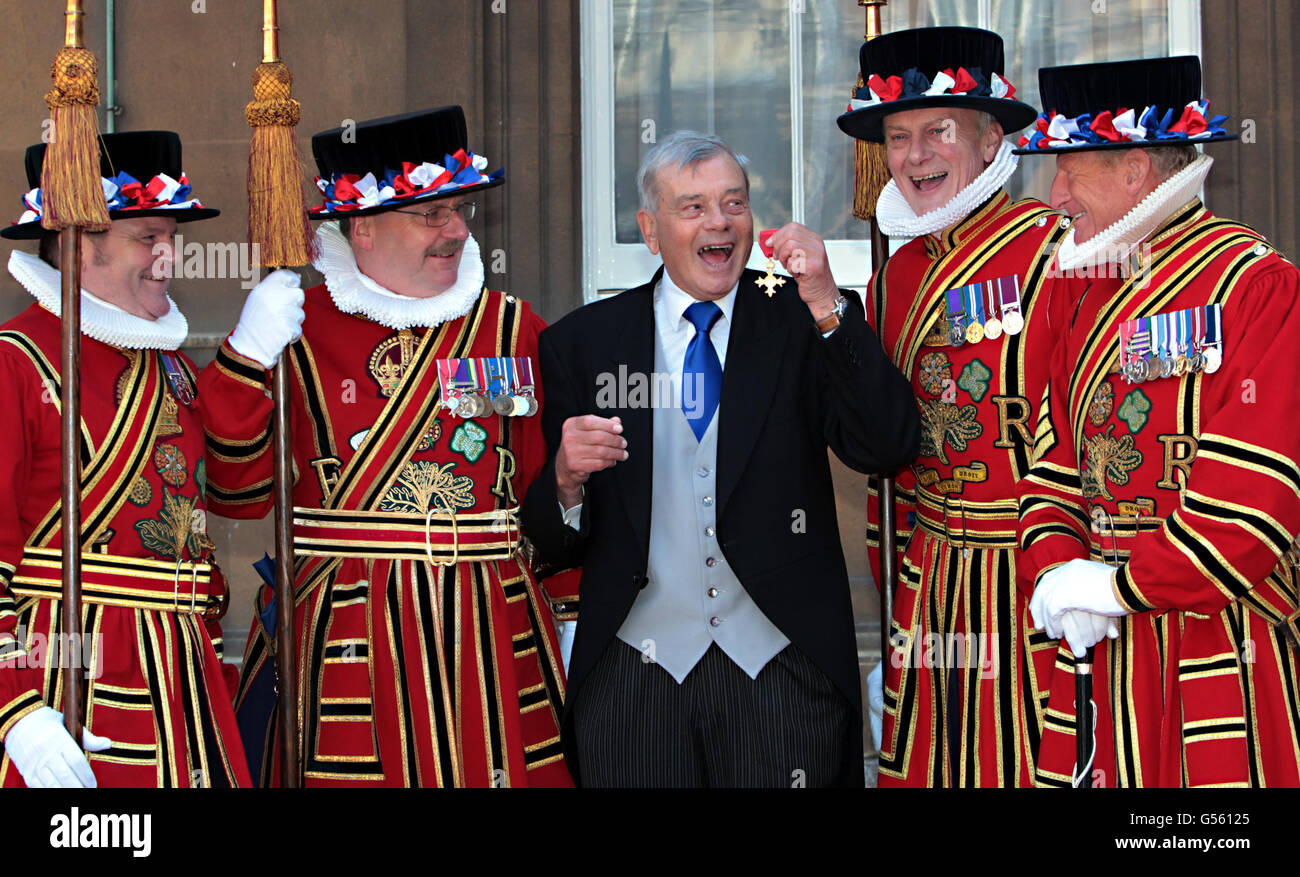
[816,295,849,337]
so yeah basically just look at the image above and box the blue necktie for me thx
[682,301,722,441]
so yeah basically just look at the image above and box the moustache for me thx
[427,242,464,259]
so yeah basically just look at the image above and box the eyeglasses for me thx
[392,201,476,227]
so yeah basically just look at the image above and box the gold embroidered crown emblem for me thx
[368,329,418,397]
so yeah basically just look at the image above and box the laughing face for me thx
[883,107,1003,218]
[636,153,753,302]
[1049,151,1138,244]
[80,216,178,320]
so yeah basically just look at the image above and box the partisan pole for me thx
[853,0,898,712]
[45,0,111,744]
[245,0,315,788]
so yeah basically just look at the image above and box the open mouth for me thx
[910,171,948,193]
[697,243,733,266]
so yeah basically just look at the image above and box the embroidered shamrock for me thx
[1088,382,1115,426]
[450,420,488,463]
[919,351,952,397]
[957,359,992,403]
[1117,389,1152,434]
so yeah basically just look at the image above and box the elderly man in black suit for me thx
[523,130,919,787]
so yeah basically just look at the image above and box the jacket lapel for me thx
[717,270,788,516]
[604,270,658,559]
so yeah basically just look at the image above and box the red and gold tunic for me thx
[1020,201,1300,787]
[866,191,1078,786]
[199,285,575,787]
[0,304,249,788]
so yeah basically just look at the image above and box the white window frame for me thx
[581,0,1202,301]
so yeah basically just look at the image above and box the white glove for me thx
[4,706,113,788]
[228,268,306,368]
[1057,609,1121,659]
[866,662,884,749]
[1030,558,1129,638]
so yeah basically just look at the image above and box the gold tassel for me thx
[41,46,109,232]
[246,60,315,268]
[851,73,891,223]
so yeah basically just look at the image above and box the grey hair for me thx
[1147,144,1200,181]
[1097,144,1199,182]
[637,130,750,213]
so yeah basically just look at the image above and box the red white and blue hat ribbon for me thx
[14,170,204,226]
[1017,100,1229,150]
[847,66,1017,111]
[310,148,502,214]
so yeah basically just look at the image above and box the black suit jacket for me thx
[523,267,920,785]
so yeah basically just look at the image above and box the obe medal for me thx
[756,229,786,298]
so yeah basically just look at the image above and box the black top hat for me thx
[1013,56,1236,154]
[309,106,504,220]
[1,129,219,240]
[837,27,1038,143]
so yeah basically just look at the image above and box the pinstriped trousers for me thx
[573,641,852,787]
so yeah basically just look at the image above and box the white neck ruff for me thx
[1055,154,1214,272]
[6,249,188,350]
[875,141,1020,238]
[313,221,485,330]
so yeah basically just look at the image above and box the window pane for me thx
[799,1,868,241]
[992,0,1172,202]
[612,0,792,244]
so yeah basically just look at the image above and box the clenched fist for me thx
[556,415,627,508]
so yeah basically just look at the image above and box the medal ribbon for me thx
[946,288,967,327]
[1205,304,1222,348]
[1118,318,1136,374]
[999,275,1018,315]
[966,283,985,327]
